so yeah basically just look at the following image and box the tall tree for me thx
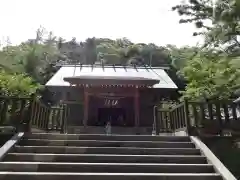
[172,0,240,53]
[58,37,171,67]
[172,0,240,100]
[180,49,240,100]
[1,27,60,84]
[166,45,199,70]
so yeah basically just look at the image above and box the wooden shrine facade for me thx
[62,76,159,129]
[46,65,178,133]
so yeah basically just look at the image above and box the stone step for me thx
[24,133,191,142]
[14,146,201,155]
[0,172,222,180]
[4,153,207,164]
[0,162,215,173]
[19,139,195,148]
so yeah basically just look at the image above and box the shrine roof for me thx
[46,65,177,89]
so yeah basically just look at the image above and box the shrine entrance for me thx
[86,91,135,127]
[98,108,127,126]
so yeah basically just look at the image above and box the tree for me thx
[0,71,41,97]
[172,0,240,100]
[180,50,240,100]
[166,45,199,70]
[172,0,240,53]
[172,0,213,33]
[1,27,60,84]
[58,37,171,67]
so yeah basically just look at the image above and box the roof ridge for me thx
[56,63,170,70]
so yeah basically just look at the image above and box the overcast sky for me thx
[0,0,202,47]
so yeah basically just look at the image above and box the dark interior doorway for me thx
[98,108,127,126]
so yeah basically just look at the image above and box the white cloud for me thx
[0,0,202,47]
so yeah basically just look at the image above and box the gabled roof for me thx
[46,65,178,89]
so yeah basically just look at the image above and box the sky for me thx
[0,0,203,47]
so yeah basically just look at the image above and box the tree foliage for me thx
[166,45,199,70]
[181,50,240,100]
[173,0,240,52]
[173,0,240,100]
[1,28,60,84]
[0,71,41,97]
[58,37,172,67]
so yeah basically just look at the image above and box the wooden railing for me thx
[1,95,239,136]
[30,100,67,133]
[156,109,171,132]
[155,99,240,136]
[0,96,67,133]
[155,102,188,133]
[0,96,33,132]
[30,100,50,131]
[169,102,187,131]
[187,99,240,136]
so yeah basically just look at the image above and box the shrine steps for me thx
[67,126,154,135]
[14,146,201,155]
[0,172,222,180]
[0,133,229,180]
[0,162,215,173]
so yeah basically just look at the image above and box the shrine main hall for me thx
[46,64,177,134]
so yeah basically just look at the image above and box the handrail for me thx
[0,96,32,100]
[170,102,184,111]
[188,99,235,104]
[0,132,24,161]
[191,136,237,180]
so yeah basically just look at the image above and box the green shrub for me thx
[0,71,41,97]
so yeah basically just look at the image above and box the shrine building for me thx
[46,64,177,134]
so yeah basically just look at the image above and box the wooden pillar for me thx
[61,91,68,134]
[83,86,89,127]
[134,87,140,134]
[61,91,67,104]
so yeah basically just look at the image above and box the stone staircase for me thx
[0,133,226,179]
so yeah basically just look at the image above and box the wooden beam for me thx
[87,92,134,98]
